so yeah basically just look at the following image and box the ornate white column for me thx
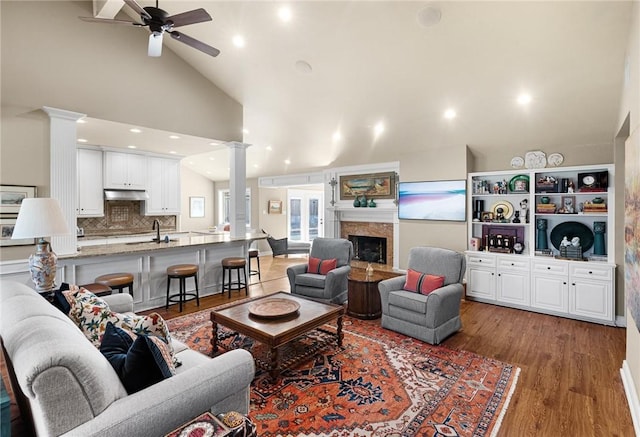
[226,141,251,238]
[43,106,86,255]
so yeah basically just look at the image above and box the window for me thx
[218,188,251,228]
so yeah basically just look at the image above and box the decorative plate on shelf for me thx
[508,174,529,193]
[248,298,300,319]
[491,201,514,220]
[510,156,524,169]
[547,153,564,167]
[550,221,594,252]
[524,150,547,169]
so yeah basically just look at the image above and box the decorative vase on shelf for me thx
[353,197,360,208]
[368,199,376,208]
[593,221,606,255]
[536,218,548,250]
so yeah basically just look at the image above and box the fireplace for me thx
[349,235,387,264]
[340,221,394,266]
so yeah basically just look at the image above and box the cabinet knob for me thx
[588,271,593,274]
[478,259,482,263]
[571,283,576,286]
[547,267,551,270]
[511,263,514,266]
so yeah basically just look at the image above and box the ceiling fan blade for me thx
[169,31,220,57]
[166,8,212,28]
[123,0,152,20]
[79,16,140,26]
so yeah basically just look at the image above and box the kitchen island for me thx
[55,231,266,312]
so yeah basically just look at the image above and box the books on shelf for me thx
[536,204,557,213]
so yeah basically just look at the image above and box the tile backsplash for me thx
[77,201,176,236]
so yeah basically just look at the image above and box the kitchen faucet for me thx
[152,219,160,243]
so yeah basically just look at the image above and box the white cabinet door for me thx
[531,274,568,313]
[77,148,104,217]
[144,157,180,215]
[467,266,496,300]
[104,152,147,189]
[569,264,614,322]
[497,270,530,305]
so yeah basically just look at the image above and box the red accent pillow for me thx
[308,257,338,275]
[403,269,445,295]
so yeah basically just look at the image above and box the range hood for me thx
[104,190,149,201]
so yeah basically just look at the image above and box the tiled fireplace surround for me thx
[340,221,394,266]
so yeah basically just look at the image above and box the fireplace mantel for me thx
[331,206,396,223]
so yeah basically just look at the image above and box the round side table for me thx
[347,269,385,320]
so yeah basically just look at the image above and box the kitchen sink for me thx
[125,239,177,245]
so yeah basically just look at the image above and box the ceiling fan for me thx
[79,0,220,58]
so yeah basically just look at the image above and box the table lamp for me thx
[11,198,70,295]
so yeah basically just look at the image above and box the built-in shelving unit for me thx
[465,164,615,325]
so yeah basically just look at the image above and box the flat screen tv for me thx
[398,180,466,221]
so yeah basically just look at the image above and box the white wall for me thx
[179,166,215,232]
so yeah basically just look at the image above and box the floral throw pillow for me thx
[63,286,173,353]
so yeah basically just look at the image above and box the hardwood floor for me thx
[3,255,634,436]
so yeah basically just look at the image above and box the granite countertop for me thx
[63,231,266,259]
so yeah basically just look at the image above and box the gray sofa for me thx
[0,281,255,437]
[378,247,466,345]
[287,237,353,304]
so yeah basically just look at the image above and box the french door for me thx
[288,189,324,242]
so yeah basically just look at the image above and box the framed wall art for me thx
[0,217,34,246]
[268,200,282,214]
[189,196,205,218]
[0,184,37,215]
[339,172,396,200]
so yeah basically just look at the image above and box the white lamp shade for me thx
[12,198,70,239]
[148,32,163,57]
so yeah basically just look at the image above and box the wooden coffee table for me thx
[210,292,344,379]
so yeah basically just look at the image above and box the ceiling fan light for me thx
[148,32,163,57]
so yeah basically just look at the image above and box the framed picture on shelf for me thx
[481,212,494,222]
[268,200,282,214]
[0,184,37,215]
[189,196,205,218]
[560,195,576,214]
[0,217,34,246]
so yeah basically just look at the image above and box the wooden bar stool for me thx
[95,273,134,297]
[248,249,261,281]
[221,257,248,298]
[166,264,200,312]
[80,283,113,297]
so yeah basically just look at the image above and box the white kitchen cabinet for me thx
[144,157,181,215]
[496,257,530,306]
[104,151,147,189]
[466,253,496,300]
[77,148,104,217]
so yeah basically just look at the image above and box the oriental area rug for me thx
[167,308,520,437]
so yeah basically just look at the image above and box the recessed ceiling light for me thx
[278,6,292,22]
[374,122,385,136]
[209,157,215,161]
[253,164,259,168]
[77,138,88,143]
[189,161,194,165]
[233,35,246,48]
[129,128,142,133]
[294,60,312,74]
[169,151,177,154]
[242,128,250,134]
[207,171,212,174]
[517,93,532,105]
[284,159,291,165]
[127,145,137,149]
[76,119,87,124]
[209,141,219,146]
[417,6,442,27]
[332,131,342,142]
[169,135,180,140]
[266,145,273,151]
[444,109,457,119]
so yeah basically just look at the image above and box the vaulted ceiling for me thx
[77,1,633,181]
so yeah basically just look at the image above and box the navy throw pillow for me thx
[99,322,174,394]
[52,283,71,314]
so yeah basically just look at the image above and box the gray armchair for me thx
[287,237,353,304]
[262,229,310,257]
[378,247,466,344]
